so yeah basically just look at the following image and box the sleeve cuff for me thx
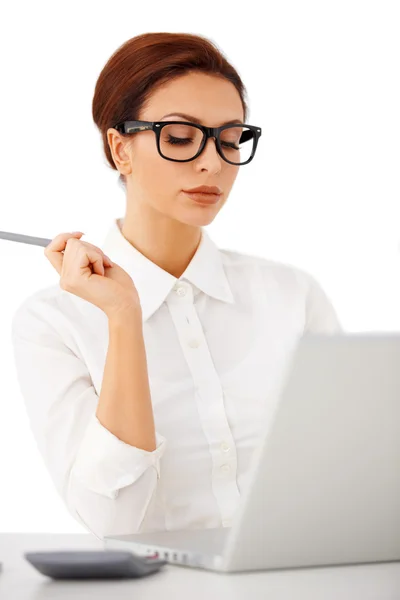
[71,413,167,499]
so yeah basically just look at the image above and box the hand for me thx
[44,232,142,318]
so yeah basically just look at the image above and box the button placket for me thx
[166,286,241,525]
[174,284,203,349]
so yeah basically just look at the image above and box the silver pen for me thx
[0,231,53,248]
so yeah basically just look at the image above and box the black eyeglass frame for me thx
[113,120,262,165]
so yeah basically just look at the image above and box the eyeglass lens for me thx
[159,123,255,164]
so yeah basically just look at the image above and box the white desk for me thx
[0,533,399,599]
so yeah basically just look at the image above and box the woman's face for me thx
[107,72,244,227]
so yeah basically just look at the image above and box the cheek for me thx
[231,166,240,180]
[221,168,240,194]
[140,152,183,200]
[136,139,169,180]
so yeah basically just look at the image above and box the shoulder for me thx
[218,246,342,333]
[219,245,317,294]
[12,285,61,331]
[11,284,84,341]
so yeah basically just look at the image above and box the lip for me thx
[183,191,221,204]
[183,185,222,194]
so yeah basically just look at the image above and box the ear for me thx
[107,128,133,176]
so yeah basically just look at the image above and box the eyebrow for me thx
[160,112,244,125]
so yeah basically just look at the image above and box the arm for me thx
[96,309,158,451]
[302,271,344,333]
[11,300,167,540]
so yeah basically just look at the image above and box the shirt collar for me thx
[100,218,235,322]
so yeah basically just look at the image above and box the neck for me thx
[119,211,202,280]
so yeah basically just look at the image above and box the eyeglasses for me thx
[113,120,262,166]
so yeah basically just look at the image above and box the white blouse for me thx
[11,217,343,541]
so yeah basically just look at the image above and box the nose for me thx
[198,135,221,163]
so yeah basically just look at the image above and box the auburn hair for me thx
[91,32,249,187]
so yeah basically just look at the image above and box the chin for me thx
[179,212,218,227]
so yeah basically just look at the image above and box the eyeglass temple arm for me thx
[116,123,259,142]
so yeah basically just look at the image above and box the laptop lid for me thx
[222,333,400,571]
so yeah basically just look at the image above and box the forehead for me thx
[142,72,244,124]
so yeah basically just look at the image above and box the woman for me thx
[11,32,342,541]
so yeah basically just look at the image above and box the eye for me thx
[167,135,194,145]
[222,141,239,150]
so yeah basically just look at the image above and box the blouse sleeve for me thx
[302,272,344,334]
[11,299,167,540]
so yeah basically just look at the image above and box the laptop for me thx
[104,333,400,572]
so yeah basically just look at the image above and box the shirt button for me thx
[220,464,230,473]
[175,285,187,296]
[188,338,201,348]
[220,441,230,452]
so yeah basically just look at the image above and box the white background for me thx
[0,0,399,533]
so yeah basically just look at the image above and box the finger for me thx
[44,231,84,252]
[90,254,105,277]
[79,241,113,268]
[78,247,113,271]
[74,246,108,278]
[44,232,84,274]
[61,245,106,289]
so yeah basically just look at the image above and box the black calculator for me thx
[24,550,167,579]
